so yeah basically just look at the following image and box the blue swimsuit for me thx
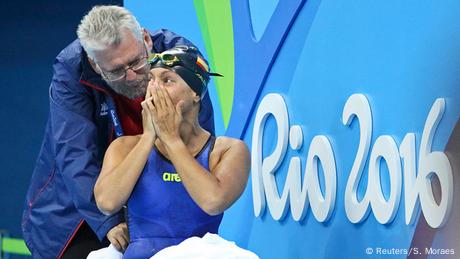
[123,136,223,258]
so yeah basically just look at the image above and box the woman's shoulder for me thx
[209,136,250,172]
[214,136,245,147]
[212,136,249,155]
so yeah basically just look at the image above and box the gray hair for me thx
[77,5,143,61]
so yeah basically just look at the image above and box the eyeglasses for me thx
[97,44,150,82]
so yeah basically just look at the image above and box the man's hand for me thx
[106,222,129,252]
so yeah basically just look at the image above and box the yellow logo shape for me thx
[162,172,182,182]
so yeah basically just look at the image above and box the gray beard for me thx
[106,72,150,99]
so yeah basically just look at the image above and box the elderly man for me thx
[21,5,214,259]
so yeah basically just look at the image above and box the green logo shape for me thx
[194,0,234,129]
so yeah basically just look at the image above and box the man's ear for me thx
[88,57,101,75]
[143,28,153,52]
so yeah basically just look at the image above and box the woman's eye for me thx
[164,78,173,84]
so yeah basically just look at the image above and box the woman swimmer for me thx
[94,45,250,258]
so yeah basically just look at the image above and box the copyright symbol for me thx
[366,248,373,255]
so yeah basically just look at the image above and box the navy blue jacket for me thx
[21,29,215,258]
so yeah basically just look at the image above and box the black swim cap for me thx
[148,45,222,98]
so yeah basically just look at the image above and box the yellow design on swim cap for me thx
[196,56,209,73]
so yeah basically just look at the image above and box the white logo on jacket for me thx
[100,102,108,116]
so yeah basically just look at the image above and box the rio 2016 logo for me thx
[251,93,453,228]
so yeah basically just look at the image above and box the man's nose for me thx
[125,68,137,81]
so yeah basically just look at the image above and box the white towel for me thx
[151,233,259,259]
[87,244,123,259]
[87,234,259,259]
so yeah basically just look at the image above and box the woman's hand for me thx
[149,85,184,144]
[140,87,156,142]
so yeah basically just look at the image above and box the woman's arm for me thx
[94,90,157,215]
[94,134,153,215]
[164,137,250,215]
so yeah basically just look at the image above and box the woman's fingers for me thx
[141,97,153,108]
[160,86,174,110]
[154,86,167,110]
[145,83,152,100]
[151,86,161,111]
[141,97,156,116]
